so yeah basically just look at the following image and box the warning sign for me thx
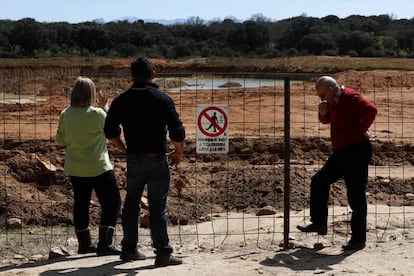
[196,105,229,154]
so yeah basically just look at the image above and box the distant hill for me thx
[109,16,243,25]
[111,16,188,25]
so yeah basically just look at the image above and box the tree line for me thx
[0,14,413,59]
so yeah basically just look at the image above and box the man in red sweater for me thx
[297,76,378,251]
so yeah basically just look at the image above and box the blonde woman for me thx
[56,76,121,256]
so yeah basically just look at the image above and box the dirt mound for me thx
[1,137,413,227]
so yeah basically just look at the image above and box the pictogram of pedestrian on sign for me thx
[196,105,229,154]
[198,106,228,137]
[205,111,219,132]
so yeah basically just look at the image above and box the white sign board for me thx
[196,105,229,154]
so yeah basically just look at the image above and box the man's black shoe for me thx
[154,255,183,267]
[341,241,365,251]
[120,250,146,261]
[296,223,327,235]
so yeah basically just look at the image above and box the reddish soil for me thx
[1,64,414,228]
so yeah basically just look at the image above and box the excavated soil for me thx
[1,65,414,229]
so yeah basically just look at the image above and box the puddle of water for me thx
[0,93,46,104]
[167,77,286,92]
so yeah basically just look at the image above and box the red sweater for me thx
[319,87,377,150]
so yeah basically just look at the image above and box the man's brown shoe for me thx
[297,223,327,235]
[154,255,182,267]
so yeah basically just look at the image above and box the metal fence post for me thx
[283,76,291,250]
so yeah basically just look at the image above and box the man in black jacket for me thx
[104,57,185,267]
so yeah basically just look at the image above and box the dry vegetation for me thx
[2,56,414,74]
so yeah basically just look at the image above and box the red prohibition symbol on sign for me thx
[198,106,228,137]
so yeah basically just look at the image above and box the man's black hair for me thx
[130,57,153,81]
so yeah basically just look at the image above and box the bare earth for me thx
[1,62,414,275]
[2,205,414,275]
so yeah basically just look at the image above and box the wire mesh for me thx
[0,69,413,261]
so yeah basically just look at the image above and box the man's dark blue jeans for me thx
[121,153,173,256]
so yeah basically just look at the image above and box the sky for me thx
[0,0,413,23]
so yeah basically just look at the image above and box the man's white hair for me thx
[316,76,338,89]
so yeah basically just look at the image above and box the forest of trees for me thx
[0,14,414,59]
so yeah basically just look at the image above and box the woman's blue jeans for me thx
[121,153,173,256]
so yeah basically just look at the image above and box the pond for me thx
[167,77,288,92]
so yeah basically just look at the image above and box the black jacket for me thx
[104,82,185,153]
